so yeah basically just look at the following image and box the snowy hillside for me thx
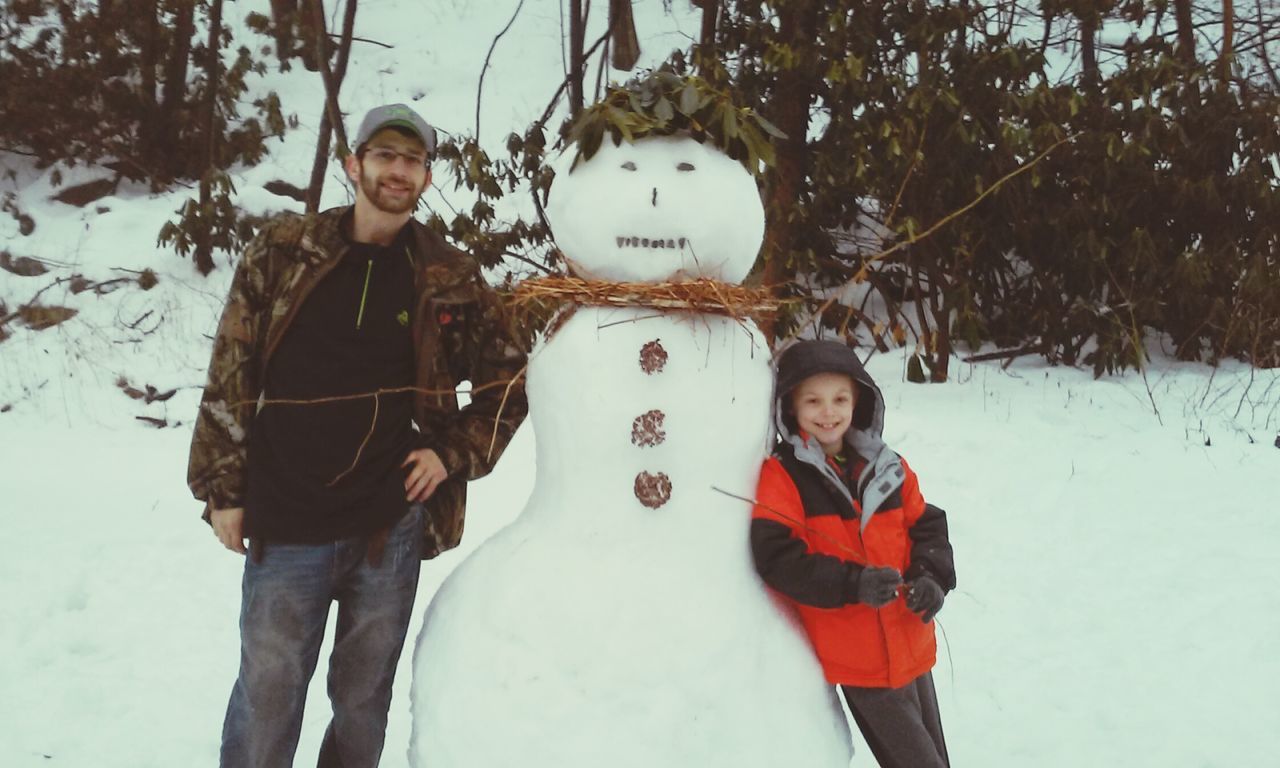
[2,2,1279,767]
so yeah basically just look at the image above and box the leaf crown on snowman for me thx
[565,69,785,176]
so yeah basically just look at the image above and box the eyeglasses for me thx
[361,146,430,169]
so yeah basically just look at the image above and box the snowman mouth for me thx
[615,236,688,250]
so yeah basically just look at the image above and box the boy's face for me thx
[790,372,857,455]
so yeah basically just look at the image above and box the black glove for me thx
[849,566,902,608]
[906,575,944,623]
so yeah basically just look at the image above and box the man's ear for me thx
[343,152,361,184]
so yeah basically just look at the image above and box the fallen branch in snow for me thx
[961,343,1047,366]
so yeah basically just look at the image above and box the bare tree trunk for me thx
[308,0,351,157]
[760,0,817,342]
[608,0,639,71]
[269,0,297,64]
[692,0,719,77]
[1257,0,1280,89]
[1222,0,1234,82]
[140,1,158,110]
[568,0,587,116]
[307,0,358,213]
[158,0,195,180]
[1174,0,1196,62]
[194,0,224,276]
[1080,13,1098,89]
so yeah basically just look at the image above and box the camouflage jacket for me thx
[187,206,527,559]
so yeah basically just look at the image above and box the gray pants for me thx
[840,671,949,768]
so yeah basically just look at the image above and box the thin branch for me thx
[477,0,527,139]
[309,0,350,155]
[328,392,379,486]
[504,249,553,275]
[227,379,519,410]
[533,27,613,132]
[882,123,927,233]
[329,33,392,49]
[803,133,1077,335]
[487,363,528,462]
[711,486,867,564]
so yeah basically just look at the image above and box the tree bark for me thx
[158,0,195,180]
[568,0,586,116]
[692,0,719,78]
[1257,0,1280,89]
[1080,13,1098,90]
[760,0,817,342]
[307,0,358,213]
[1222,0,1234,82]
[1174,0,1196,62]
[608,0,639,71]
[140,1,158,110]
[194,0,224,276]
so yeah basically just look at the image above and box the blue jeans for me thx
[221,505,423,768]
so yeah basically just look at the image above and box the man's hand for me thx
[402,448,447,503]
[211,507,247,554]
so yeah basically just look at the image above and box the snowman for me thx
[408,132,852,767]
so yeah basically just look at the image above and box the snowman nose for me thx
[651,187,658,207]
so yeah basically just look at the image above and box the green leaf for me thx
[722,108,739,139]
[679,82,699,115]
[753,113,786,139]
[654,97,675,122]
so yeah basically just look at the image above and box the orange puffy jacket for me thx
[751,447,953,688]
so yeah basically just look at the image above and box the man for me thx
[188,103,527,768]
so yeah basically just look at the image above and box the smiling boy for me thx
[751,340,957,768]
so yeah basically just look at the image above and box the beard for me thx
[358,164,424,215]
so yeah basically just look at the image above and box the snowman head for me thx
[546,134,765,284]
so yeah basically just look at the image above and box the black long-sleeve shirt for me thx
[245,227,419,543]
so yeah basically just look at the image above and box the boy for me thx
[751,340,956,768]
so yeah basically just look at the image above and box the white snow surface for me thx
[2,2,1280,767]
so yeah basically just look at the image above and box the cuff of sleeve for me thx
[841,562,866,604]
[419,438,468,480]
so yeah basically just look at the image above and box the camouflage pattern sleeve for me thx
[432,279,529,482]
[186,228,273,520]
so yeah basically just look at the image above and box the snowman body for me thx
[409,137,851,767]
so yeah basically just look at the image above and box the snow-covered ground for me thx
[2,2,1279,766]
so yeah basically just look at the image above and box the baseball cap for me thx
[352,103,438,156]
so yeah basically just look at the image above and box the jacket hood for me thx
[774,340,886,441]
[771,340,905,531]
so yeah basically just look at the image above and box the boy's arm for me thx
[900,464,957,590]
[750,458,861,609]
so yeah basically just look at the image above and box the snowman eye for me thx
[621,161,637,171]
[677,162,695,171]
